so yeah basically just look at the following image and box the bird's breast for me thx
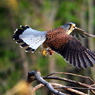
[44,33,70,51]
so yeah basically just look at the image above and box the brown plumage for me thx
[13,22,95,68]
[44,27,70,50]
[43,26,95,68]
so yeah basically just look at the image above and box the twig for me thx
[43,76,95,89]
[55,86,95,90]
[32,83,88,95]
[43,76,95,94]
[89,84,95,94]
[44,72,95,83]
[63,72,95,83]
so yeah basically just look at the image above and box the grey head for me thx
[62,22,95,37]
[62,22,76,34]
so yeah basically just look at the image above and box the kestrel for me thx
[13,22,95,68]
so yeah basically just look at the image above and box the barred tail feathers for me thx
[13,25,46,52]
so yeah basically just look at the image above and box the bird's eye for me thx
[69,24,76,30]
[68,24,72,30]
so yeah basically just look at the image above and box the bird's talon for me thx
[41,50,47,56]
[47,49,54,55]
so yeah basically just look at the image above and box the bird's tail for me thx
[13,25,46,52]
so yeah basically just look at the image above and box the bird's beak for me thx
[71,24,76,29]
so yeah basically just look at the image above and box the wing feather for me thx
[81,53,87,68]
[71,27,95,38]
[46,34,95,68]
[77,53,82,68]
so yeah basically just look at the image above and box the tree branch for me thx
[44,72,95,83]
[27,70,66,95]
[32,83,88,95]
[27,70,95,95]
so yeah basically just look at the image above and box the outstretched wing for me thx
[13,25,46,52]
[46,34,95,68]
[70,27,95,38]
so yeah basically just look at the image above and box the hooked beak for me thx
[71,24,76,29]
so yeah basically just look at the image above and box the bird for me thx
[13,22,95,68]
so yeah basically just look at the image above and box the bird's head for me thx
[62,22,76,34]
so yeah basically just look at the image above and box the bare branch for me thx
[32,83,88,95]
[44,72,95,84]
[27,70,66,95]
[27,70,95,95]
[43,76,95,93]
[63,72,95,83]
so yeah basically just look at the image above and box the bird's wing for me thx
[70,27,95,38]
[47,34,95,68]
[13,25,46,52]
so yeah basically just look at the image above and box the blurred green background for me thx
[0,0,95,95]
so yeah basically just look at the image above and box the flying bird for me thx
[13,22,95,68]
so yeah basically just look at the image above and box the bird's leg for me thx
[40,45,47,56]
[41,49,47,56]
[40,44,54,56]
[41,48,54,56]
[40,47,54,56]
